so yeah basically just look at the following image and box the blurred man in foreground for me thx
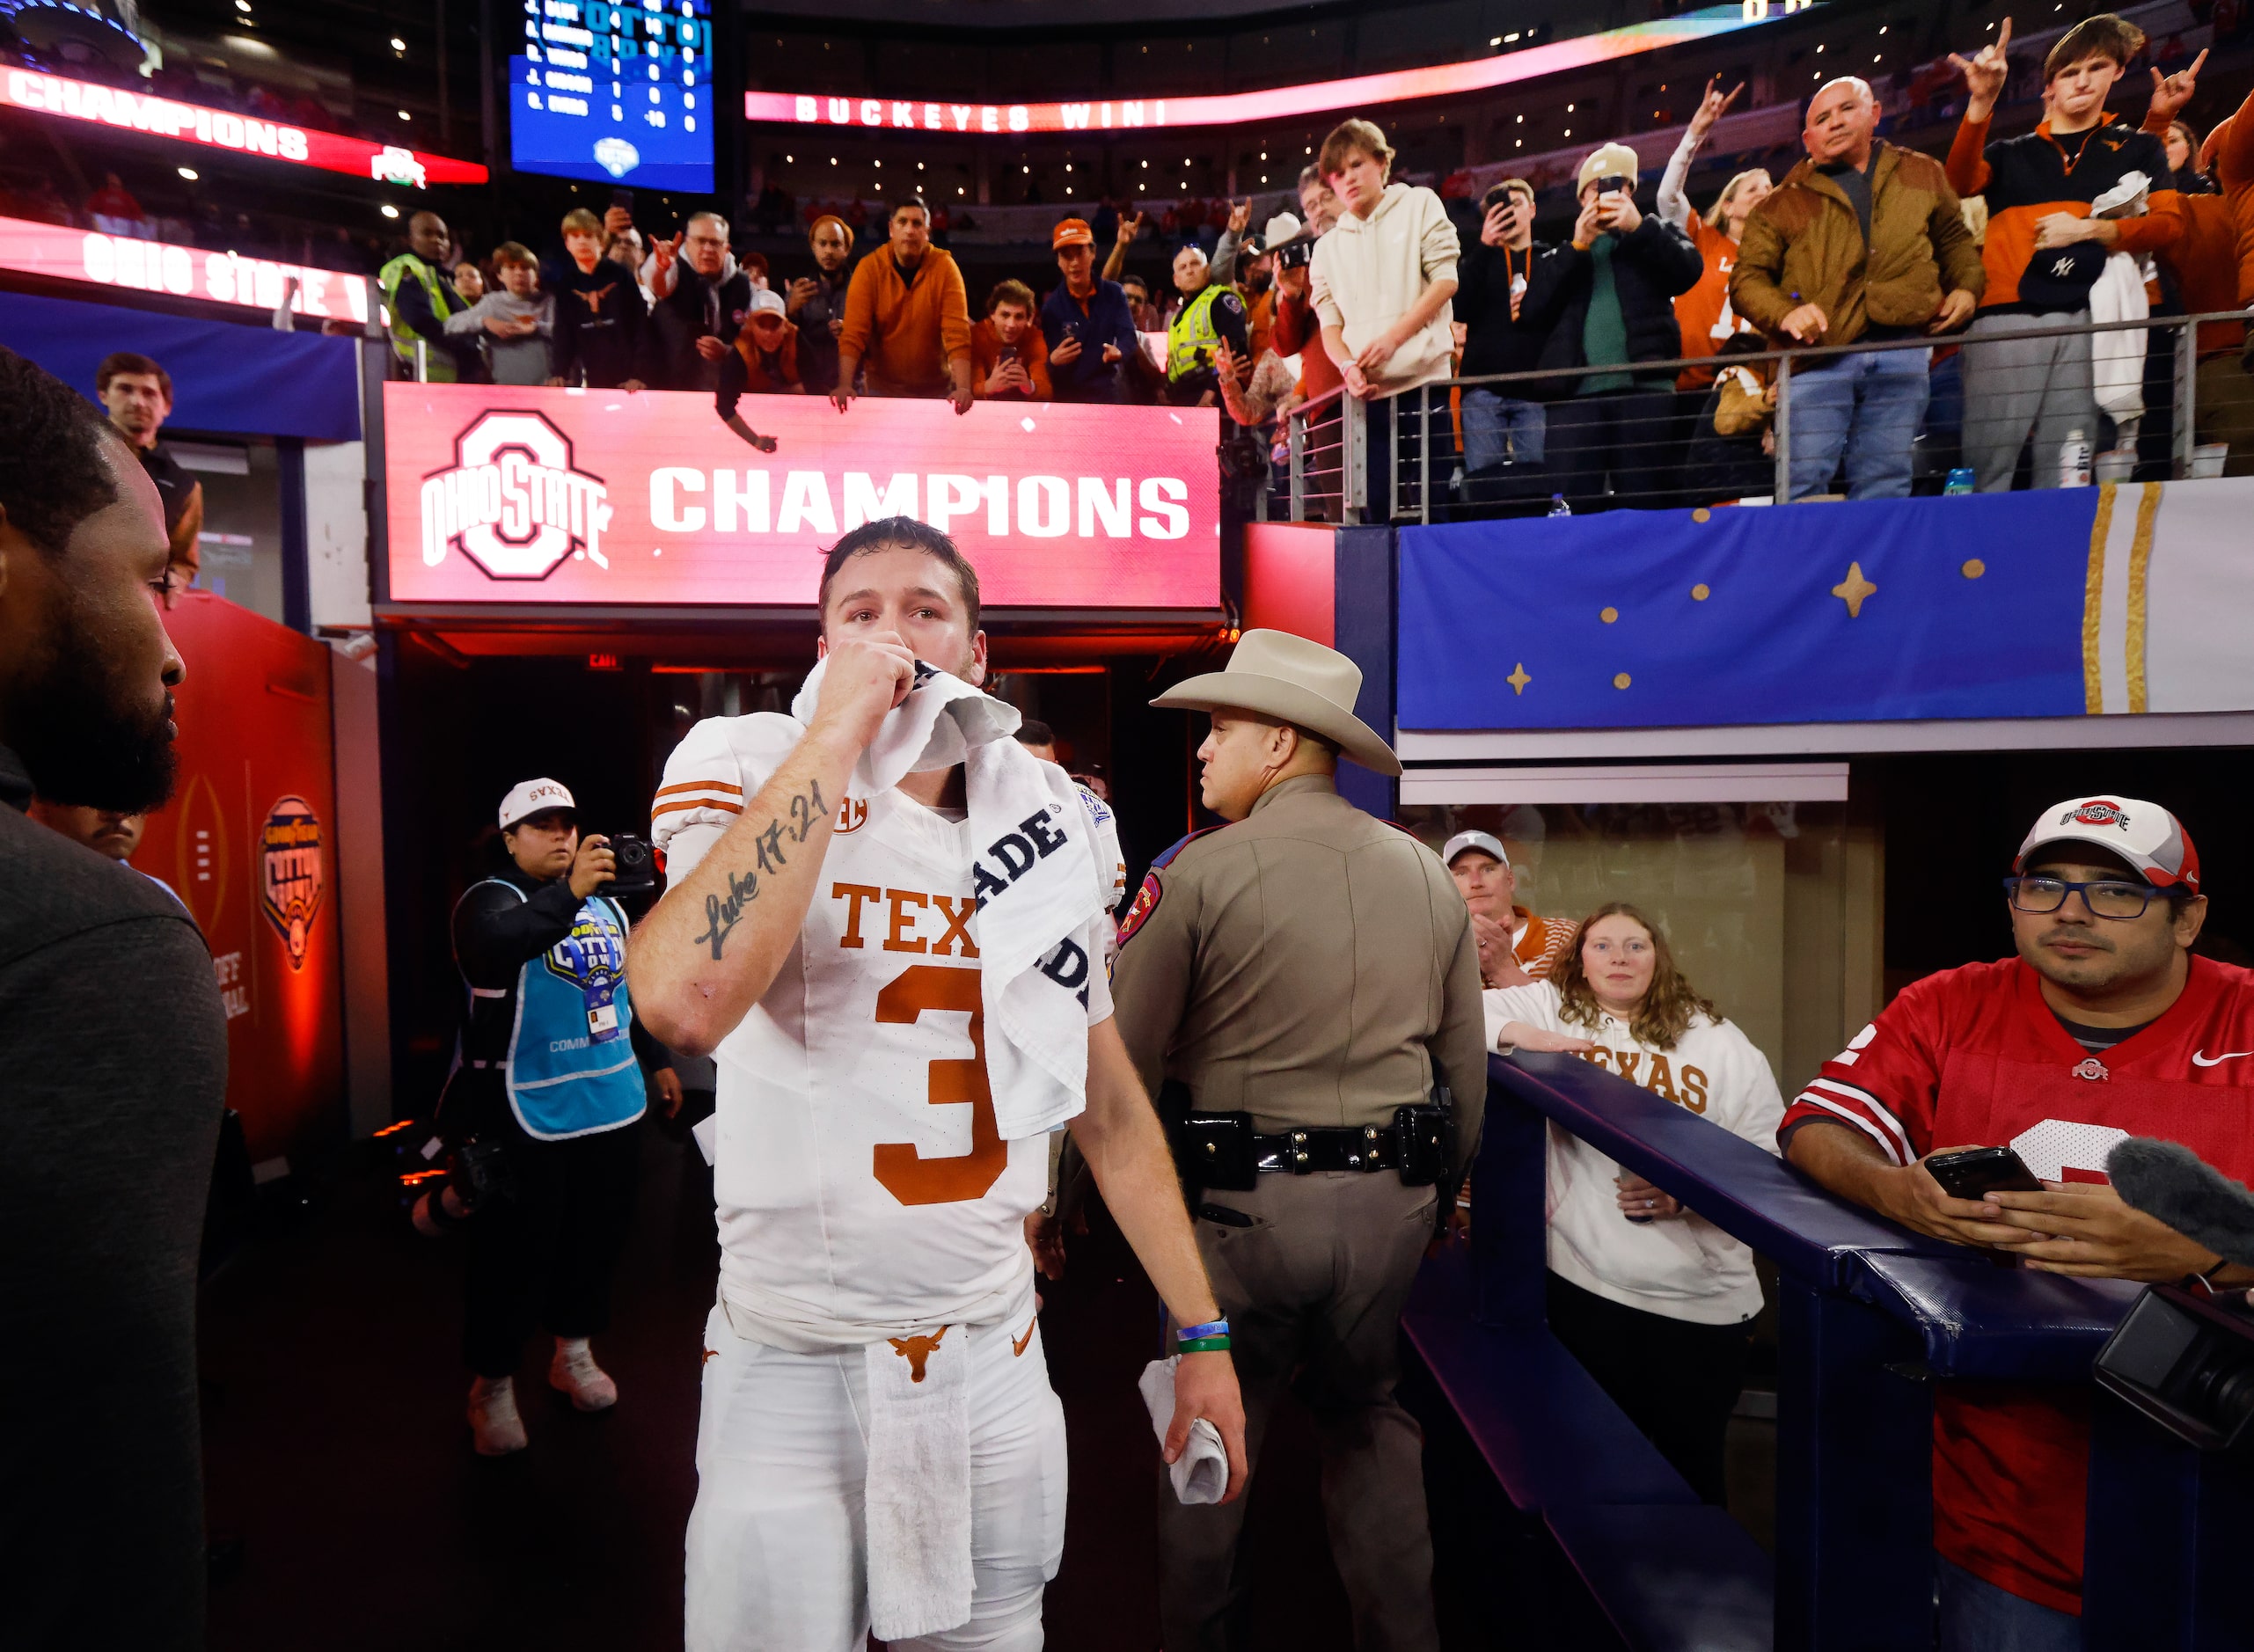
[0,345,226,1649]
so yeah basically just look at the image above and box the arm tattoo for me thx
[687,778,831,962]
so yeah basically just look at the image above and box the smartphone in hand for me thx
[1925,1147,2045,1201]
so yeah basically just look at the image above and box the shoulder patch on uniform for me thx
[1149,823,1226,871]
[1117,871,1165,947]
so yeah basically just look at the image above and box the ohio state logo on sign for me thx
[418,411,612,580]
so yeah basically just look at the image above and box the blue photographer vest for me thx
[472,881,647,1140]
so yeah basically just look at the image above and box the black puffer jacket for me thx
[1519,213,1703,396]
[1457,238,1562,381]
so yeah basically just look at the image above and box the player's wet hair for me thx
[817,515,982,632]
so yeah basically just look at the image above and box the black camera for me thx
[2094,1283,2254,1454]
[1276,238,1314,270]
[1595,173,1634,196]
[606,830,659,896]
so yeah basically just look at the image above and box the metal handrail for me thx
[1261,308,2250,525]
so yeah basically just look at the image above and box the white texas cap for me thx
[1442,830,1510,871]
[499,777,576,830]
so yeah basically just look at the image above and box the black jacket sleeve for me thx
[549,289,581,384]
[1624,215,1706,298]
[452,879,583,990]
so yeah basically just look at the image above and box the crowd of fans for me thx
[363,11,2254,518]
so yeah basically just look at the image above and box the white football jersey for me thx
[653,712,1123,1341]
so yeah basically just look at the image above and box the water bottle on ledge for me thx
[1944,467,1975,495]
[2060,428,2092,488]
[1548,493,1572,517]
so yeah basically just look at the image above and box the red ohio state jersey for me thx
[1781,954,2254,1613]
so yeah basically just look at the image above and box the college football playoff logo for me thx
[259,795,326,970]
[418,411,612,581]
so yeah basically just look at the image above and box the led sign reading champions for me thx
[744,3,1804,135]
[513,0,715,191]
[383,384,1219,611]
[0,67,487,184]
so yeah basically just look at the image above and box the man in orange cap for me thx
[1040,216,1145,403]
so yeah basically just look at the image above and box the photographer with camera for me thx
[444,778,669,1456]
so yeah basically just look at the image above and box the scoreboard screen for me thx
[511,0,714,193]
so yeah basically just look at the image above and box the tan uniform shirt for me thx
[1110,774,1489,1176]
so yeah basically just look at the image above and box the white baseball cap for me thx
[499,777,576,830]
[2015,795,2200,894]
[748,287,787,317]
[1442,830,1510,871]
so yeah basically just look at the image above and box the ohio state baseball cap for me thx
[1442,830,1510,871]
[499,778,576,830]
[2015,796,2200,894]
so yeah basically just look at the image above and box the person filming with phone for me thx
[443,778,671,1456]
[1780,794,2254,1648]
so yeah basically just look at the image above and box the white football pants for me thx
[684,1301,1066,1652]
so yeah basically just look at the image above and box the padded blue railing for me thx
[1401,1051,2250,1652]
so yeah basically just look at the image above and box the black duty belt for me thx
[1171,1100,1453,1191]
[1255,1124,1400,1174]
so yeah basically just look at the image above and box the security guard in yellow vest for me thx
[1164,243,1249,408]
[380,211,471,383]
[1111,630,1488,1652]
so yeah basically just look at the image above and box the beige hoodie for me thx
[1310,179,1461,393]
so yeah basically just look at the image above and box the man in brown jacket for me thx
[832,194,976,413]
[1111,630,1489,1652]
[1731,77,1983,499]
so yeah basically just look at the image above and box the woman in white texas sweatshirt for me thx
[1485,901,1782,1505]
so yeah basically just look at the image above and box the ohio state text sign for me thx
[383,383,1220,610]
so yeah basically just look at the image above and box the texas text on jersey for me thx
[1779,954,2254,1613]
[651,710,1124,1345]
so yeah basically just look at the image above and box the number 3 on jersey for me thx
[872,964,1006,1206]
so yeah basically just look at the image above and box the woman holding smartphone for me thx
[1486,902,1783,1505]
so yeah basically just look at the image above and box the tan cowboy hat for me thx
[1151,629,1401,777]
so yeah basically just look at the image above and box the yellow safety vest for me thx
[1167,284,1225,383]
[379,251,463,383]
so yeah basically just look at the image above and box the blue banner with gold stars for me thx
[1398,492,2102,730]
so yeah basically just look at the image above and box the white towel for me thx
[2088,170,2152,423]
[1138,1356,1230,1506]
[793,656,1106,1140]
[864,1324,974,1641]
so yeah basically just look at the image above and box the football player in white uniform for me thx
[629,517,1246,1652]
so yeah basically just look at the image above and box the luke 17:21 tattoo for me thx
[692,778,827,961]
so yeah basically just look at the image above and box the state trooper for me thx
[1110,630,1489,1652]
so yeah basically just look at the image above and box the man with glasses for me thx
[1778,794,2254,1649]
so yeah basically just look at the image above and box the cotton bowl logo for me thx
[594,136,640,178]
[420,411,611,580]
[2066,800,2132,830]
[259,795,326,970]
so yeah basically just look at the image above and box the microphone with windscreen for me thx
[2107,1137,2254,1268]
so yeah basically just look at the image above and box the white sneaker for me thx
[549,1339,618,1412]
[468,1377,527,1456]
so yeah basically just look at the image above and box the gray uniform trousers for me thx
[1158,1171,1441,1652]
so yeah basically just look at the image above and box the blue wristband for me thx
[1176,1318,1229,1344]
